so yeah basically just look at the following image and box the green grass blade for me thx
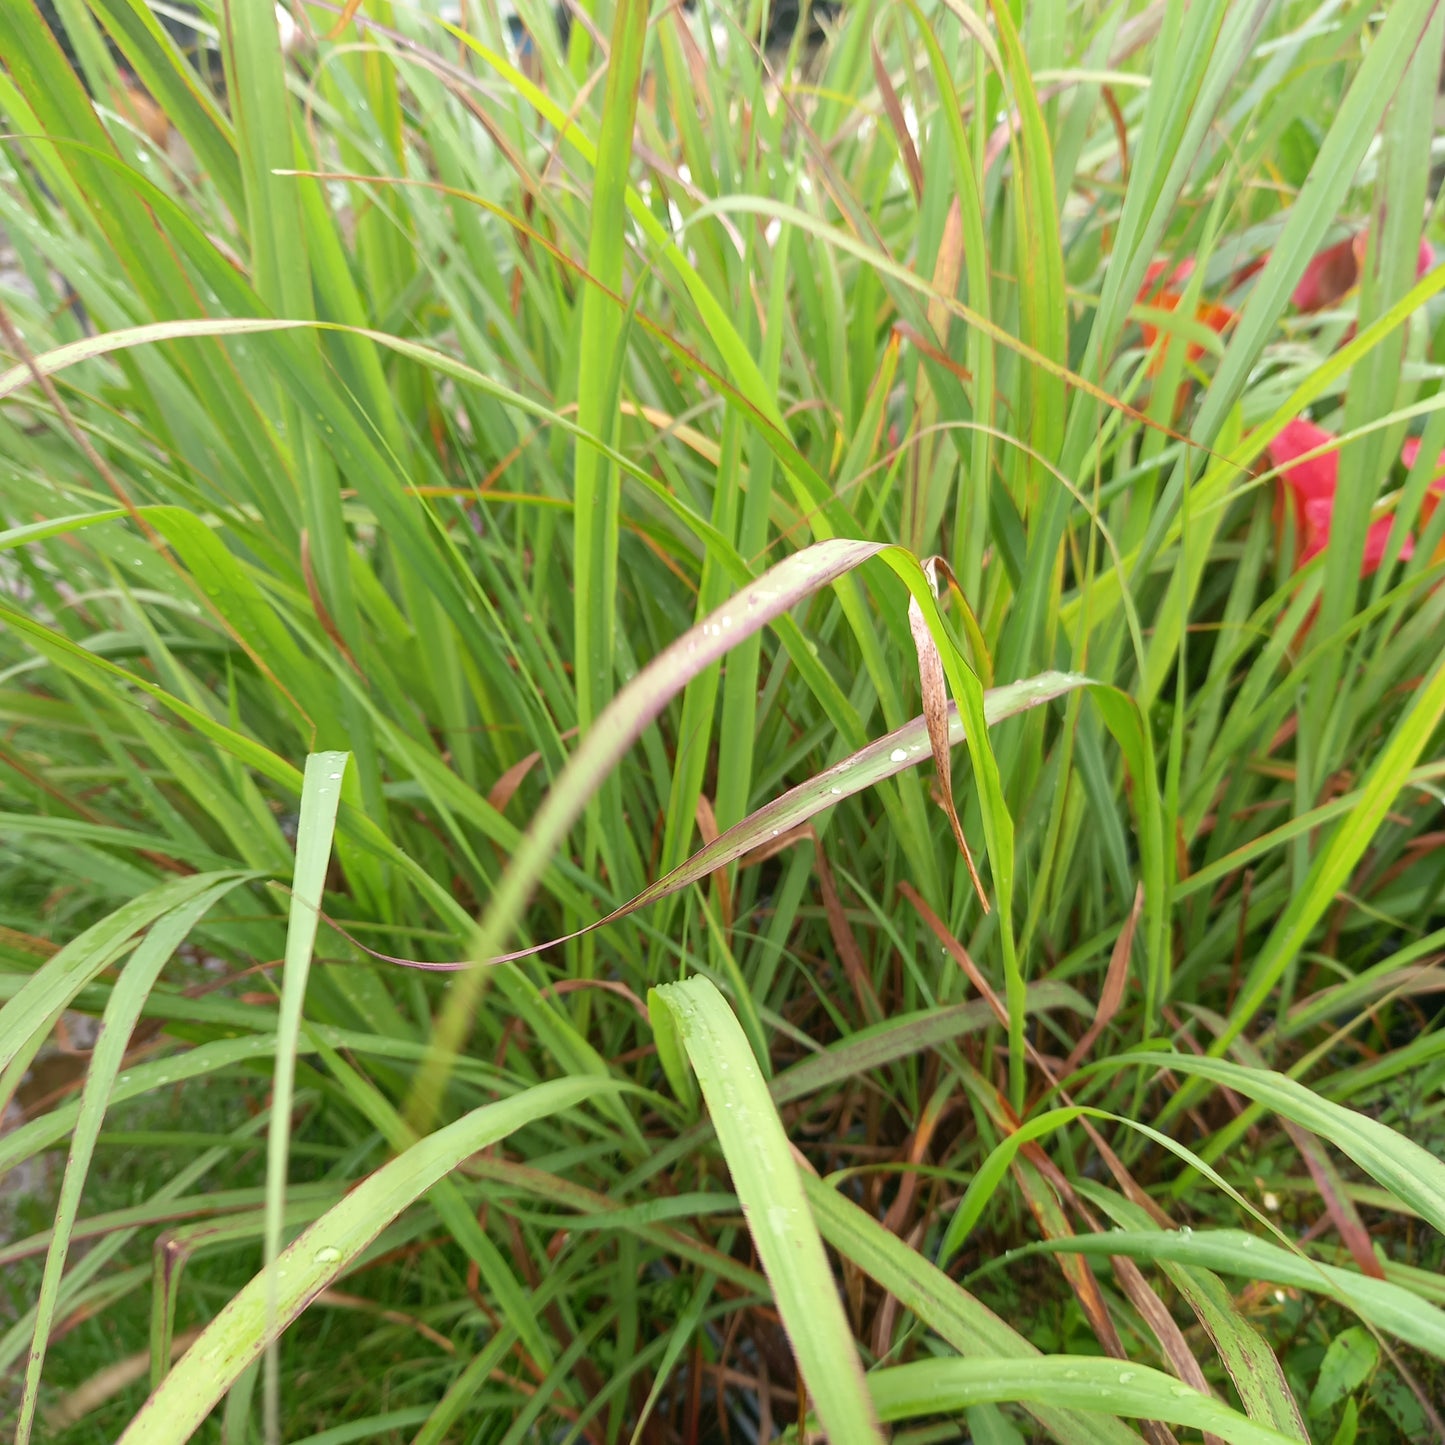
[1040,1228,1445,1361]
[1204,645,1445,1058]
[113,1076,620,1445]
[1084,1191,1308,1437]
[1108,1052,1445,1235]
[263,752,348,1443]
[650,975,883,1445]
[867,1357,1302,1444]
[805,1177,1139,1445]
[572,0,649,735]
[13,875,252,1445]
[0,871,252,1092]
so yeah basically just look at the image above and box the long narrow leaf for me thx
[114,1076,619,1445]
[650,976,883,1445]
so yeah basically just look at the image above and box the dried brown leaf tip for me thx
[907,556,988,911]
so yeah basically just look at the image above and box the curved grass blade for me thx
[114,1076,620,1445]
[1085,1191,1307,1438]
[649,975,883,1445]
[1105,1053,1445,1235]
[1040,1227,1445,1362]
[0,871,254,1107]
[12,875,254,1445]
[406,533,1046,1124]
[937,1106,1088,1268]
[804,1177,1139,1445]
[907,557,986,905]
[402,537,888,1119]
[867,1357,1303,1445]
[1174,1265,1308,1439]
[0,509,129,550]
[328,669,1088,974]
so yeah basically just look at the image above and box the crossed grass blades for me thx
[2,0,1445,1442]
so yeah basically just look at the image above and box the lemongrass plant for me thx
[1,0,1443,1441]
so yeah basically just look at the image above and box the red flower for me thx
[1267,419,1412,575]
[1401,437,1445,563]
[1292,232,1435,313]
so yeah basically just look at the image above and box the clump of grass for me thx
[2,0,1444,1441]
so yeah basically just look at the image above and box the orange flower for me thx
[1137,260,1235,372]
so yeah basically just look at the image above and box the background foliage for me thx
[1,0,1444,1441]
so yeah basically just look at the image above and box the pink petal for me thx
[1140,258,1195,298]
[1268,419,1338,504]
[1141,260,1168,290]
[1299,494,1333,562]
[1401,436,1445,491]
[1300,498,1411,575]
[1362,517,1412,574]
[1276,424,1420,575]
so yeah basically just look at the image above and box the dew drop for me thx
[313,1245,342,1265]
[889,747,908,762]
[1117,1370,1135,1384]
[1177,1225,1192,1238]
[1170,1384,1193,1399]
[767,1204,795,1233]
[830,786,841,795]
